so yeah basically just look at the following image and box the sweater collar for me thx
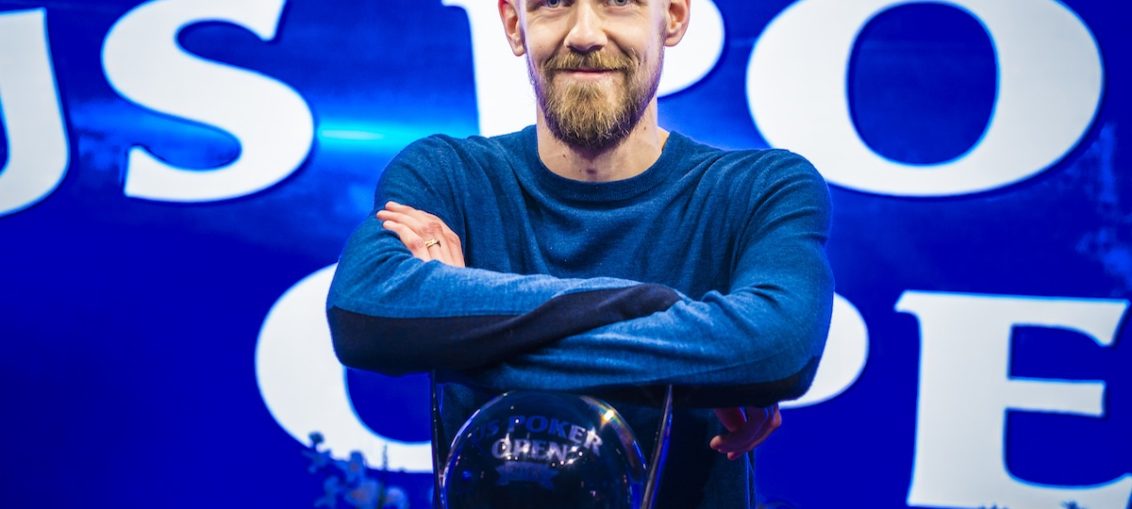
[516,125,688,204]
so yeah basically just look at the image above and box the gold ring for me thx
[424,238,441,249]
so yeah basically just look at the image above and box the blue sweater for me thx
[328,126,834,507]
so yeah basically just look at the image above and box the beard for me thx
[530,47,661,152]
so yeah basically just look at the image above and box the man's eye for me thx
[609,0,631,5]
[545,0,563,7]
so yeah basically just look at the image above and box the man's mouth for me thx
[555,67,622,78]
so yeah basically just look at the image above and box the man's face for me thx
[519,0,668,152]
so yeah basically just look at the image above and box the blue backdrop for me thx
[1,1,1129,508]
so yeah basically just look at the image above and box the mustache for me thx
[542,51,634,73]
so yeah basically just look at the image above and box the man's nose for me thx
[564,2,607,53]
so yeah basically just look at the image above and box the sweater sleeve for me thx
[450,155,835,408]
[327,136,682,376]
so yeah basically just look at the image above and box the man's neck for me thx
[535,103,669,183]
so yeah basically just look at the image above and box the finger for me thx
[423,214,461,266]
[441,227,463,267]
[379,210,454,263]
[742,405,778,447]
[715,430,758,460]
[381,220,432,261]
[720,405,782,459]
[384,200,414,212]
[385,208,449,249]
[380,204,443,242]
[413,213,459,266]
[711,422,761,454]
[424,236,444,260]
[712,406,778,455]
[388,206,465,267]
[713,407,746,433]
[384,202,444,235]
[382,219,430,259]
[384,200,414,213]
[711,426,759,453]
[382,203,465,266]
[387,204,447,235]
[377,210,429,233]
[745,405,782,448]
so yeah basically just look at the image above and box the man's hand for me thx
[376,201,465,267]
[710,404,781,460]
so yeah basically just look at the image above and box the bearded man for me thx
[327,0,834,506]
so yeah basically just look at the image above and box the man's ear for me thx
[663,0,691,47]
[499,0,526,56]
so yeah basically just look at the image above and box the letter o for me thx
[527,415,548,433]
[781,293,869,409]
[255,264,432,473]
[747,0,1103,196]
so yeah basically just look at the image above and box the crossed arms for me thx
[326,137,834,409]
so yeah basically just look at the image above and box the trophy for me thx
[431,380,674,509]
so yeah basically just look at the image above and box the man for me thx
[327,0,833,506]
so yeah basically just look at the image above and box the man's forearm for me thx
[327,217,683,375]
[451,278,833,408]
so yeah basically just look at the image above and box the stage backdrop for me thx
[1,0,1129,508]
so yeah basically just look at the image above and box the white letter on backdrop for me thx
[102,0,313,202]
[781,293,869,408]
[897,291,1131,509]
[0,9,68,216]
[444,0,725,136]
[748,0,1103,196]
[256,265,433,473]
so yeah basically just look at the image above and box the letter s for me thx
[102,0,314,202]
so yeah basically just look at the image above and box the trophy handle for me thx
[641,384,674,509]
[430,371,447,508]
